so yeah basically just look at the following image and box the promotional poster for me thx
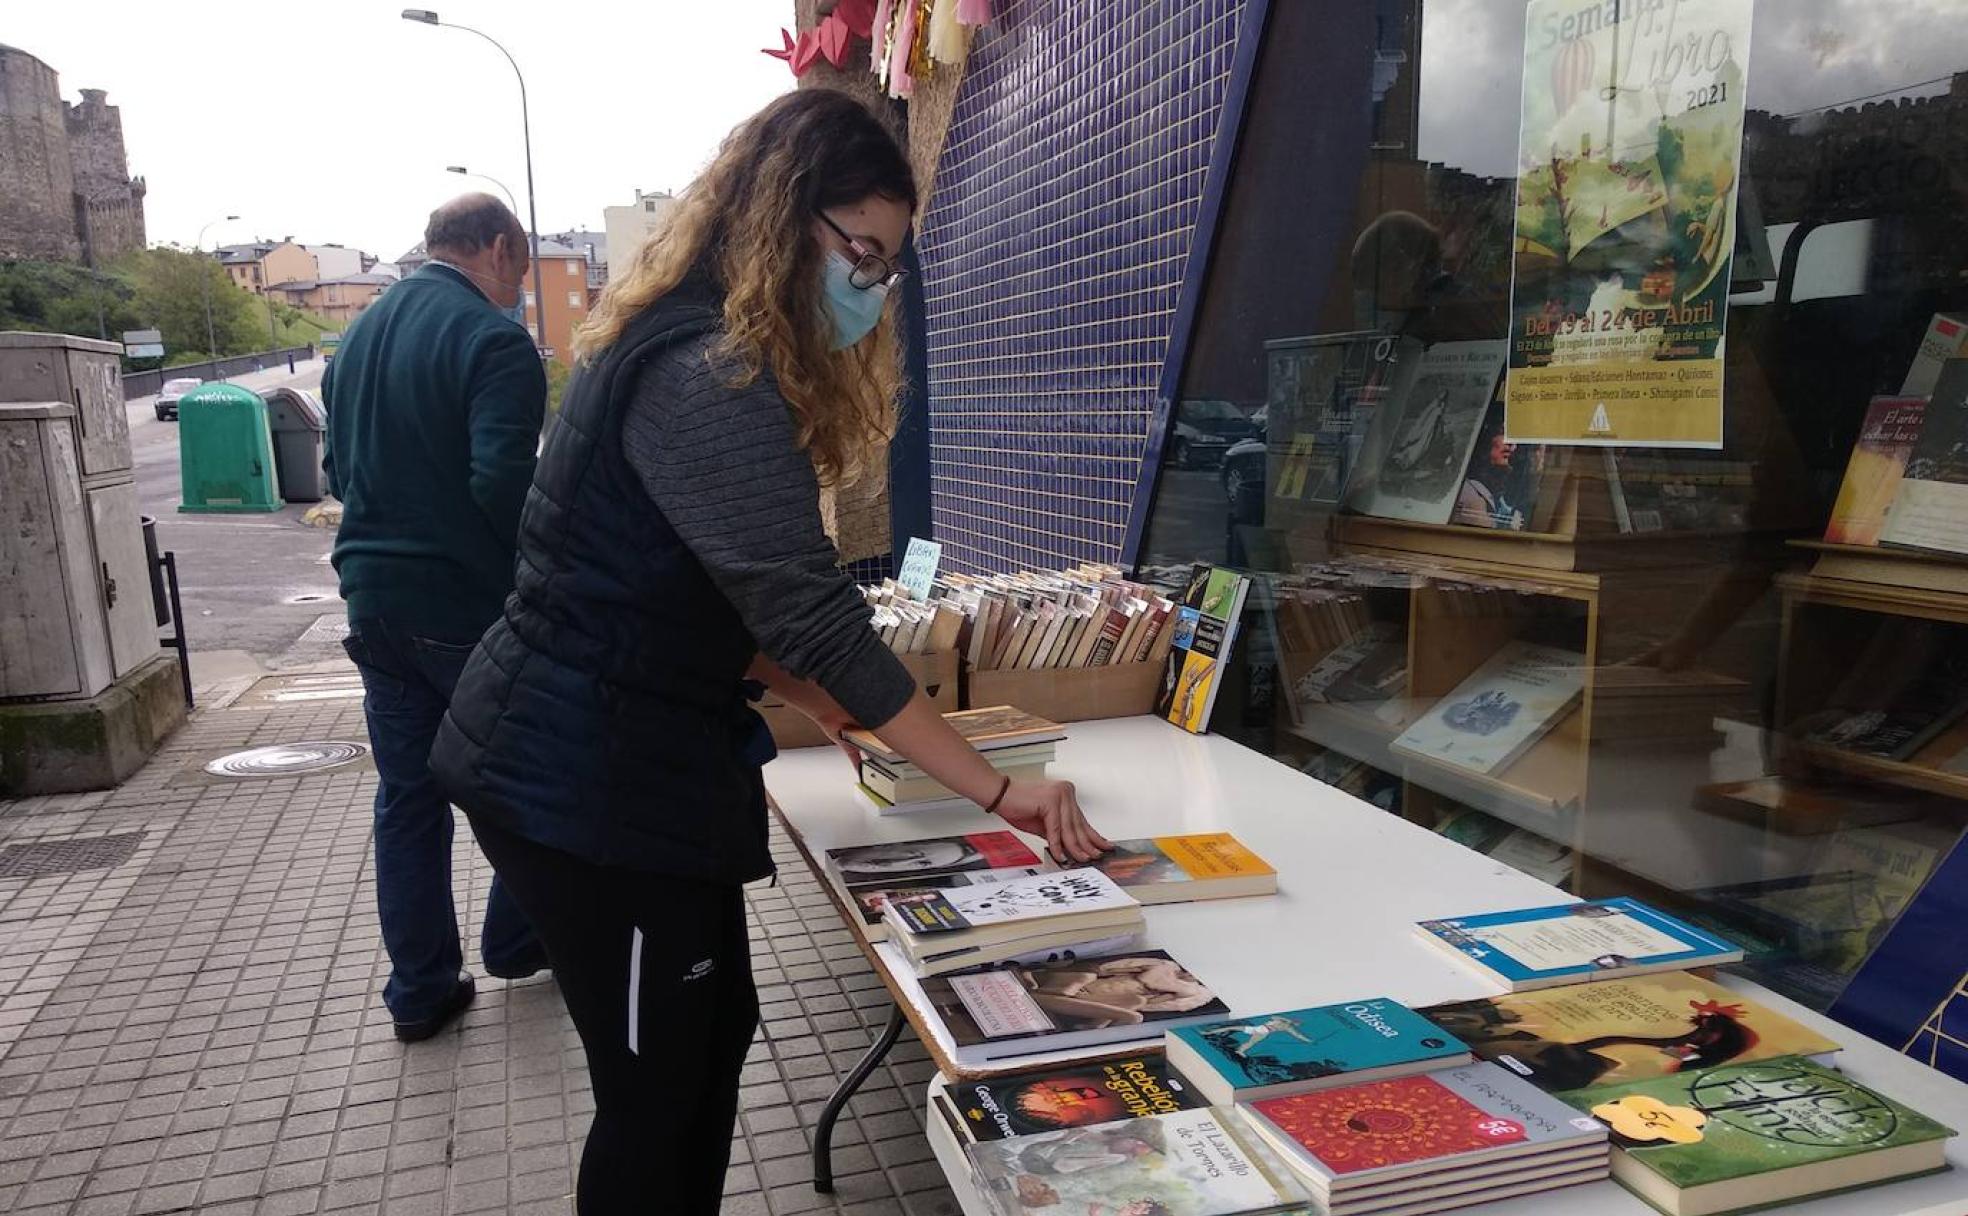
[1505,0,1755,447]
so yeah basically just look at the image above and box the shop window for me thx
[1137,0,1968,1046]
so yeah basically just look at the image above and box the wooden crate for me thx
[966,661,1163,723]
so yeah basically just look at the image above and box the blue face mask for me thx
[821,250,888,350]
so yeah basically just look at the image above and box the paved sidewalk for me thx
[0,669,960,1216]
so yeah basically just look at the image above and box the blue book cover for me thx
[1168,999,1469,1099]
[1416,897,1743,991]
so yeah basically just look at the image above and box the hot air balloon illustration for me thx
[1552,35,1595,116]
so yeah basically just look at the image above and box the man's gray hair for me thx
[425,193,524,257]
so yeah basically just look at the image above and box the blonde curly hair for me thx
[576,90,915,486]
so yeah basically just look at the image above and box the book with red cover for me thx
[1240,1061,1606,1194]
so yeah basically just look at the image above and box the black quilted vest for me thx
[431,277,775,881]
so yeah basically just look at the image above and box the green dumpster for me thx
[178,383,281,513]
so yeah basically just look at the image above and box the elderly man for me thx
[323,194,547,1041]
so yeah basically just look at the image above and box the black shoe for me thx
[484,946,551,981]
[393,974,476,1043]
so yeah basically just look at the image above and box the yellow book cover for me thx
[1066,833,1278,904]
[1421,971,1839,1094]
[1825,396,1926,546]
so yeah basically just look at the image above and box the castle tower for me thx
[65,86,146,263]
[0,44,82,262]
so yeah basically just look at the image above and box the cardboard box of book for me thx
[965,660,1163,723]
[756,649,960,750]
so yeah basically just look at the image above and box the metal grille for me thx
[919,0,1246,575]
[0,832,145,879]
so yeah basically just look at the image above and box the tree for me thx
[118,248,261,358]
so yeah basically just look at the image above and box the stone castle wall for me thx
[0,46,81,261]
[0,48,146,265]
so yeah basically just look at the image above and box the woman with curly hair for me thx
[430,90,1110,1211]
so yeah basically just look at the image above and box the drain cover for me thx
[0,832,145,879]
[204,741,369,778]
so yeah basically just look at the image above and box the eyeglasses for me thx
[817,212,907,291]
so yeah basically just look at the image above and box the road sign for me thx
[122,329,163,359]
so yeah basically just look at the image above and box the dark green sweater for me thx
[323,264,546,637]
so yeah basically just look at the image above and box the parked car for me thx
[1166,398,1258,469]
[1220,435,1266,504]
[154,377,203,421]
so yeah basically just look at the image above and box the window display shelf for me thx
[1785,741,1968,804]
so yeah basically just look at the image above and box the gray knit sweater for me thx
[618,334,915,730]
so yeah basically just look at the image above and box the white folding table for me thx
[763,715,1968,1212]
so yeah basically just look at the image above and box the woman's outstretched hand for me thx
[992,778,1112,864]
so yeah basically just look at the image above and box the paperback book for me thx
[845,705,1066,765]
[1295,622,1406,709]
[1902,312,1968,396]
[1059,833,1278,905]
[1564,1056,1954,1216]
[1389,641,1585,776]
[1452,396,1564,532]
[943,1056,1205,1144]
[967,1106,1311,1216]
[1349,339,1509,525]
[884,868,1145,977]
[1157,565,1253,734]
[923,948,1230,1066]
[1239,1060,1608,1194]
[1415,898,1744,992]
[1263,331,1420,528]
[1882,358,1968,556]
[1166,999,1471,1105]
[824,832,1043,888]
[1823,396,1927,547]
[844,866,1051,939]
[1419,971,1841,1094]
[824,831,1050,942]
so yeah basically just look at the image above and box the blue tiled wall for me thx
[918,0,1247,575]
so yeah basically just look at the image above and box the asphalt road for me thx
[129,360,345,666]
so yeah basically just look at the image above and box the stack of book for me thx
[1240,1061,1611,1214]
[845,706,1066,814]
[882,868,1147,977]
[820,831,1049,942]
[967,1105,1310,1216]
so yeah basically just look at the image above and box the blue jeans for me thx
[343,617,539,1022]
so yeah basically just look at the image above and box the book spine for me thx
[1087,606,1129,665]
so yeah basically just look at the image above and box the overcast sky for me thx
[9,0,796,259]
[1417,0,1968,177]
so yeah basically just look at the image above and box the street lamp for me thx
[404,10,547,352]
[197,214,240,373]
[445,165,518,214]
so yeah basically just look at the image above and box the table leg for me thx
[812,1002,906,1193]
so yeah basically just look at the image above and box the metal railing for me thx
[123,344,316,399]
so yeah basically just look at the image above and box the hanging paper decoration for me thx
[887,0,920,97]
[762,0,880,78]
[927,0,966,64]
[906,0,937,83]
[872,0,897,88]
[954,0,992,25]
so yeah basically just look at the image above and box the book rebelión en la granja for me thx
[1503,0,1755,448]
